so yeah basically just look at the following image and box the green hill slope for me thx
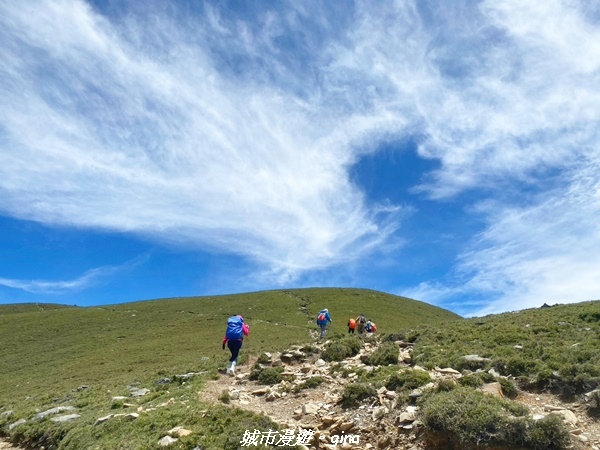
[0,288,458,405]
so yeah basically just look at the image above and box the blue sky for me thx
[1,0,600,317]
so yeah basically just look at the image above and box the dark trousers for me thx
[227,340,243,362]
[348,328,355,334]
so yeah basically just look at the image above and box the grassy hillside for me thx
[0,288,458,449]
[409,300,600,398]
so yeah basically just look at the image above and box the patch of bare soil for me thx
[0,439,20,450]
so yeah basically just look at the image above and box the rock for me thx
[303,403,320,415]
[577,434,589,443]
[33,406,76,420]
[463,355,491,363]
[436,367,460,374]
[252,387,269,396]
[8,419,26,430]
[338,421,355,432]
[129,388,150,397]
[550,409,578,426]
[156,378,172,385]
[488,368,501,377]
[532,414,545,421]
[0,410,13,417]
[315,359,327,367]
[168,427,193,437]
[158,435,178,446]
[480,382,504,399]
[543,404,565,411]
[112,396,128,401]
[321,416,336,425]
[399,411,418,423]
[94,414,114,425]
[372,406,387,420]
[50,414,81,423]
[280,353,295,363]
[513,345,523,349]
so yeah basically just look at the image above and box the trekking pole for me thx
[246,335,250,370]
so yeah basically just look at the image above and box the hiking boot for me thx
[230,362,236,376]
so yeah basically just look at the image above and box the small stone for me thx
[158,435,178,446]
[94,414,114,426]
[303,403,320,415]
[168,426,193,437]
[436,367,460,374]
[50,414,81,423]
[8,419,26,430]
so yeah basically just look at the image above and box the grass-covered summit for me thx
[0,288,458,439]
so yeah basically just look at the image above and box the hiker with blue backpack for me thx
[316,308,332,339]
[222,315,250,376]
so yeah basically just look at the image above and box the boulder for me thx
[50,414,81,423]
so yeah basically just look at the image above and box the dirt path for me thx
[0,439,20,450]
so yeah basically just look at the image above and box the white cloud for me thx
[1,0,600,310]
[0,255,147,295]
[0,1,402,283]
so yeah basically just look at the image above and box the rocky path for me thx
[0,438,20,450]
[200,341,600,450]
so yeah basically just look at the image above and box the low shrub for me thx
[257,367,285,385]
[363,342,398,366]
[386,369,431,392]
[340,383,377,408]
[499,377,518,398]
[421,387,570,449]
[219,389,230,404]
[321,337,362,362]
[293,376,325,393]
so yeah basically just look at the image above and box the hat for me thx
[324,309,328,312]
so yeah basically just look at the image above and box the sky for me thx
[1,0,600,317]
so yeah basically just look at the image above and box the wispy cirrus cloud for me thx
[1,1,600,312]
[0,254,148,295]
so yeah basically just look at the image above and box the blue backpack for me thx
[226,316,244,340]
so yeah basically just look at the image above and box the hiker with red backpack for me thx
[347,318,357,334]
[222,315,250,376]
[316,308,332,339]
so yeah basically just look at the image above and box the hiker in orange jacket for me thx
[347,318,357,334]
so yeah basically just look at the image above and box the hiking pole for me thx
[246,335,250,370]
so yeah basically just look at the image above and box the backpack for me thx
[371,323,377,332]
[359,315,366,324]
[349,319,356,329]
[226,316,244,340]
[317,312,326,323]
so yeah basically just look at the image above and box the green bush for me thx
[458,374,485,388]
[219,389,230,404]
[363,342,398,366]
[321,337,362,362]
[435,378,457,392]
[257,367,284,385]
[293,376,325,393]
[421,387,569,449]
[386,369,431,392]
[499,377,518,398]
[340,383,377,408]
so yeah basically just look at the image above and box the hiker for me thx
[222,315,250,376]
[316,308,332,339]
[347,317,356,334]
[356,314,367,334]
[365,319,377,334]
